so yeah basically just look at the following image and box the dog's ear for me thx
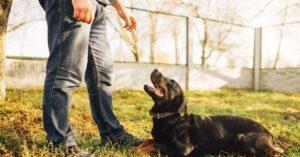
[176,94,184,104]
[178,101,187,114]
[174,95,187,113]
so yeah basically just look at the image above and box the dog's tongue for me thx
[154,88,163,97]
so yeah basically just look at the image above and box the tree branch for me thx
[7,18,44,33]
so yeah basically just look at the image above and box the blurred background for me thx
[4,0,300,92]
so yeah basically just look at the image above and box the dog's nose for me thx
[151,69,163,79]
[152,69,160,75]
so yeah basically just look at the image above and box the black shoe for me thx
[63,145,94,157]
[102,132,143,147]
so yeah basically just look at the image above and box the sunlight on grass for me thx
[0,88,299,156]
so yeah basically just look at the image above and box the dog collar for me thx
[150,111,186,119]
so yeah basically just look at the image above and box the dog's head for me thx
[144,69,187,115]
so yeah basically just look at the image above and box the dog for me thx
[134,69,283,157]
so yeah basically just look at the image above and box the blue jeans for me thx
[39,0,124,147]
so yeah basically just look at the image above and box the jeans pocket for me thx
[95,0,107,7]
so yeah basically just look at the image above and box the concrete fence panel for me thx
[5,58,300,92]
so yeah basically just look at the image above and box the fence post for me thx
[185,17,192,90]
[253,28,262,91]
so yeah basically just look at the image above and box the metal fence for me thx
[106,6,256,67]
[104,6,300,90]
[105,6,300,68]
[5,2,300,91]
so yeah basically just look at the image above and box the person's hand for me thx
[72,0,94,24]
[112,1,137,31]
[118,11,137,31]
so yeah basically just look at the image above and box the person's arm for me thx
[71,0,137,31]
[111,0,137,31]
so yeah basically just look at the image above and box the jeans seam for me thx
[89,4,112,136]
[88,48,112,135]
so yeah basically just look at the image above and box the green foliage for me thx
[0,88,299,156]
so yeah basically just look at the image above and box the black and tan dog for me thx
[133,69,283,157]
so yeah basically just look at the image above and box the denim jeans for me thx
[39,0,124,147]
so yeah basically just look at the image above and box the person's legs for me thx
[85,3,125,143]
[41,0,140,148]
[42,0,91,147]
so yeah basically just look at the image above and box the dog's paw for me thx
[135,139,156,149]
[131,144,158,154]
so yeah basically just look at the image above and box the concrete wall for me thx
[114,63,187,90]
[6,58,46,88]
[5,58,300,92]
[189,67,253,90]
[261,68,300,92]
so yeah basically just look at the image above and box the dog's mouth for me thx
[144,83,164,98]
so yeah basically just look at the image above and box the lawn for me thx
[0,88,299,156]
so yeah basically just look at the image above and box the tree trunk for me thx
[131,31,140,62]
[0,0,13,100]
[172,22,179,65]
[201,50,206,67]
[150,13,157,64]
[201,20,208,67]
[174,37,179,65]
[273,29,283,69]
[273,4,287,69]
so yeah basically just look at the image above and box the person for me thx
[38,0,140,156]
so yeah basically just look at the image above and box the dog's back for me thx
[188,114,277,156]
[208,115,272,136]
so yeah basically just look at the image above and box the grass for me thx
[0,88,299,156]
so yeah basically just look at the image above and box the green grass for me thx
[0,88,299,156]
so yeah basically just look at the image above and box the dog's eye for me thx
[168,80,175,89]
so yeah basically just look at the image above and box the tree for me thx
[149,13,158,63]
[273,3,288,69]
[106,0,167,63]
[107,16,141,62]
[272,1,300,68]
[199,20,234,67]
[172,19,180,65]
[106,0,142,62]
[0,0,13,99]
[182,0,239,67]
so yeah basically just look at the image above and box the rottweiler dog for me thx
[133,69,283,157]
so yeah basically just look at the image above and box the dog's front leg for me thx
[171,131,195,156]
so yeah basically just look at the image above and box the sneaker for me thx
[63,145,94,157]
[103,132,143,147]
